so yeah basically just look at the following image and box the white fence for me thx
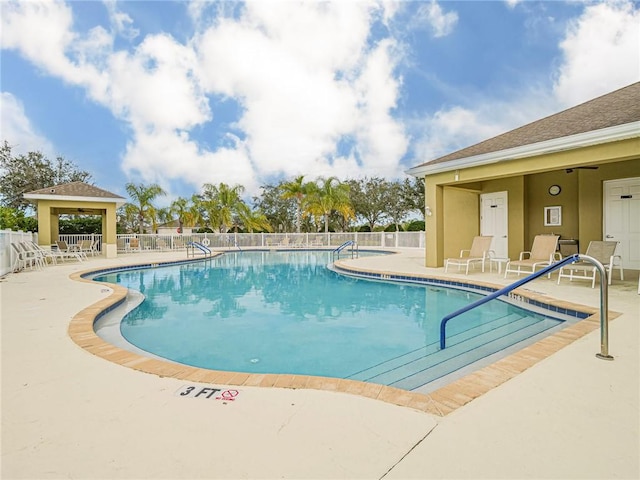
[0,231,424,276]
[0,229,38,277]
[59,231,425,253]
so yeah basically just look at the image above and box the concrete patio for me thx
[1,249,638,479]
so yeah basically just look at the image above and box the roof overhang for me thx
[23,193,127,207]
[406,121,640,178]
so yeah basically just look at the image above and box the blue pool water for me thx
[93,250,564,390]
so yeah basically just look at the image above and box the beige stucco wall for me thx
[420,137,640,267]
[577,159,640,252]
[35,199,119,257]
[442,187,479,259]
[524,171,579,247]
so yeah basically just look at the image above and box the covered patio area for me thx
[23,181,125,258]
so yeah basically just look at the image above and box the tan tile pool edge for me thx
[68,259,617,417]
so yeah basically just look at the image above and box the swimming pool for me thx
[93,250,570,391]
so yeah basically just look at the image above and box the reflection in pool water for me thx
[94,250,562,388]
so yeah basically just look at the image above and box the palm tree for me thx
[280,175,308,233]
[201,182,250,233]
[124,183,166,234]
[169,196,197,233]
[238,209,273,233]
[305,177,354,233]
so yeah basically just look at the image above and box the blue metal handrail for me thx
[187,241,212,257]
[333,240,355,253]
[332,240,358,260]
[440,254,580,349]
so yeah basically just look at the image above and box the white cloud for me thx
[107,33,210,131]
[0,92,55,157]
[0,0,411,197]
[122,129,259,197]
[411,88,559,163]
[103,0,139,41]
[195,1,409,186]
[414,1,458,38]
[412,0,640,164]
[554,0,640,106]
[505,0,523,10]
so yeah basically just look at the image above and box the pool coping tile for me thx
[67,257,618,417]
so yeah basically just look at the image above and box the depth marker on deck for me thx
[175,385,240,401]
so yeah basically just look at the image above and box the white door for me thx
[481,191,508,258]
[604,177,640,269]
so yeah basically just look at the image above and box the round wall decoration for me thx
[548,184,561,196]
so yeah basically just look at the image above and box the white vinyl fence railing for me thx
[58,231,425,253]
[0,229,38,277]
[1,230,424,276]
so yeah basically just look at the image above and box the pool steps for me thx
[349,312,560,390]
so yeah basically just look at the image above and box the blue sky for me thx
[1,0,638,205]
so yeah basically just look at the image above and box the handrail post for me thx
[439,254,613,360]
[579,254,614,360]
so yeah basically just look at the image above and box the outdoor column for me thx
[103,205,118,258]
[35,203,53,247]
[425,182,444,267]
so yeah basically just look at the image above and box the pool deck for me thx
[1,248,638,479]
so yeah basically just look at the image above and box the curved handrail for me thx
[187,241,212,257]
[332,240,358,260]
[333,240,355,253]
[439,253,612,359]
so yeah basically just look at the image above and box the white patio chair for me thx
[444,236,494,275]
[557,241,623,288]
[504,235,560,278]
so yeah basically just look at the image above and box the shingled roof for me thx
[25,181,125,200]
[414,81,640,168]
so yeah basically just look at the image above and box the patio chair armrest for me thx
[459,249,471,258]
[519,251,531,260]
[610,254,623,266]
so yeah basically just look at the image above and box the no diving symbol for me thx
[216,389,239,401]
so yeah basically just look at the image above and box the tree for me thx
[305,177,354,233]
[403,177,425,220]
[0,206,38,231]
[124,182,166,234]
[200,182,251,233]
[386,181,408,231]
[347,177,391,231]
[252,184,294,233]
[238,209,273,233]
[169,196,197,233]
[280,175,310,233]
[0,141,92,211]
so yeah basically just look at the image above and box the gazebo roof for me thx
[24,181,126,205]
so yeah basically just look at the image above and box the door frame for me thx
[603,176,639,270]
[480,191,509,259]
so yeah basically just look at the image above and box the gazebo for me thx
[23,182,126,258]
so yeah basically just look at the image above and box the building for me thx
[407,82,640,269]
[24,181,126,258]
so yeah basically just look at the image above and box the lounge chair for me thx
[277,237,290,247]
[126,237,140,251]
[504,235,560,278]
[557,240,623,288]
[24,241,65,265]
[78,239,95,257]
[292,237,305,248]
[11,243,37,271]
[444,236,494,274]
[56,240,87,260]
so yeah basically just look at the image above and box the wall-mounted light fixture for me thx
[425,206,433,217]
[454,170,459,181]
